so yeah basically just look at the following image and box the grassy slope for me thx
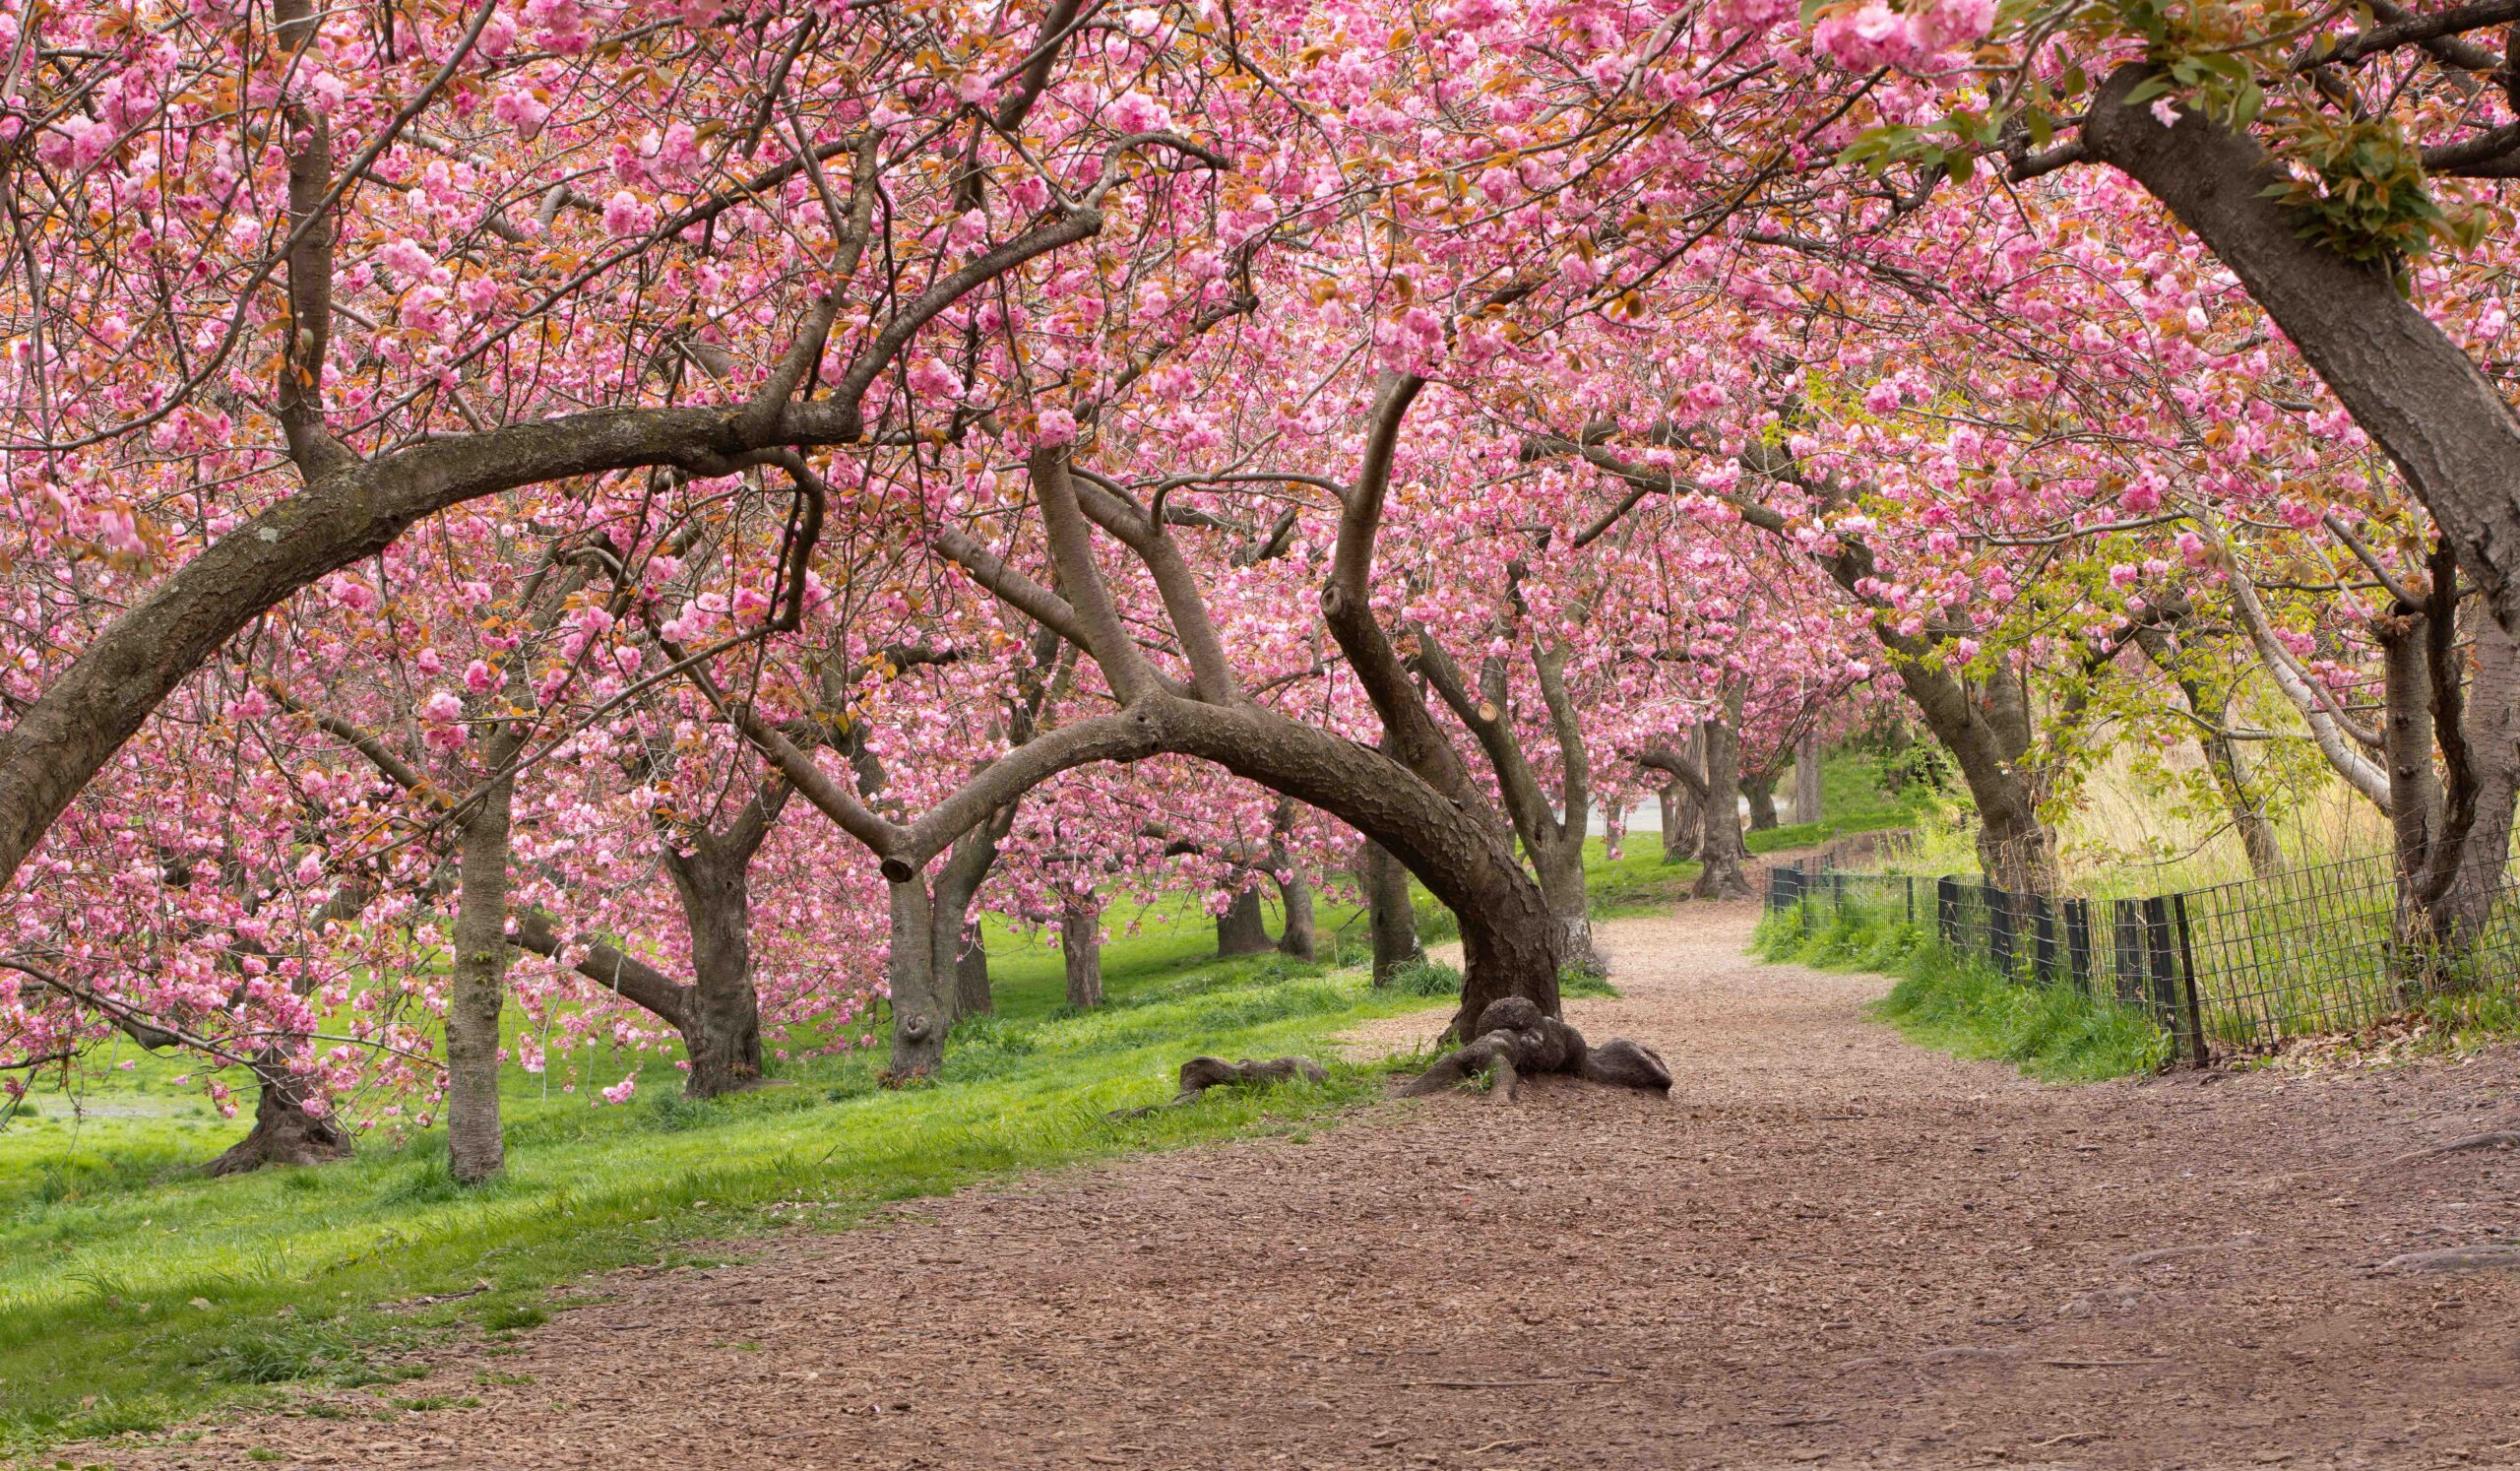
[1753,908,2171,1082]
[0,906,1444,1451]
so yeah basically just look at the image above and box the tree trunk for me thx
[953,924,992,1016]
[446,775,515,1184]
[927,817,1005,1023]
[1890,652,2054,892]
[1692,714,1753,900]
[206,1057,353,1176]
[1216,885,1273,957]
[1273,866,1317,961]
[2202,726,2287,881]
[1741,773,1779,832]
[1361,839,1422,985]
[850,696,1564,1044]
[2080,64,2520,642]
[1060,893,1104,1008]
[1793,731,1824,824]
[885,878,946,1079]
[2425,610,2520,961]
[1536,836,1603,976]
[2380,577,2520,981]
[662,845,764,1098]
[1657,781,1685,862]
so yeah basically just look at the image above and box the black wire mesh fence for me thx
[1763,846,2520,1065]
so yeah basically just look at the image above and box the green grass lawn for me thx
[0,898,1454,1453]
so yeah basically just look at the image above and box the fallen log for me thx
[1400,997,1670,1104]
[1107,1055,1330,1119]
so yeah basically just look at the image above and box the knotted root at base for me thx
[1401,997,1670,1104]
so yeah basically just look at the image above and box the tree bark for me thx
[1273,866,1317,961]
[2080,63,2520,641]
[446,776,515,1184]
[1741,772,1780,832]
[1216,886,1274,957]
[1360,839,1423,984]
[1692,710,1753,900]
[660,842,764,1098]
[2375,567,2520,976]
[1060,892,1104,1008]
[885,878,946,1079]
[1896,655,2053,892]
[1793,731,1824,825]
[929,816,1007,1023]
[954,929,993,1016]
[207,1070,354,1176]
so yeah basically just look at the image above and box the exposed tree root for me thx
[2393,1129,2520,1164]
[1107,1055,1329,1119]
[1400,997,1670,1104]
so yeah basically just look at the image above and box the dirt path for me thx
[98,904,2520,1469]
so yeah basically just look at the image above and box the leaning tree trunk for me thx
[1360,838,1422,984]
[2079,63,2520,643]
[1060,893,1104,1008]
[853,696,1565,1044]
[1216,885,1273,957]
[1692,717,1753,900]
[885,878,947,1079]
[1793,731,1824,825]
[1890,648,2055,893]
[662,846,764,1098]
[1741,773,1779,832]
[446,774,516,1183]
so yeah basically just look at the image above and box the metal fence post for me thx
[1936,876,1958,946]
[2064,899,2094,993]
[1905,875,1916,927]
[2173,893,2209,1067]
[1987,884,2016,979]
[2031,893,2057,986]
[2141,896,2179,1031]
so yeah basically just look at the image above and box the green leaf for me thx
[2121,74,2173,106]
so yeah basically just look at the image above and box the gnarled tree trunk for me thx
[207,1059,353,1176]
